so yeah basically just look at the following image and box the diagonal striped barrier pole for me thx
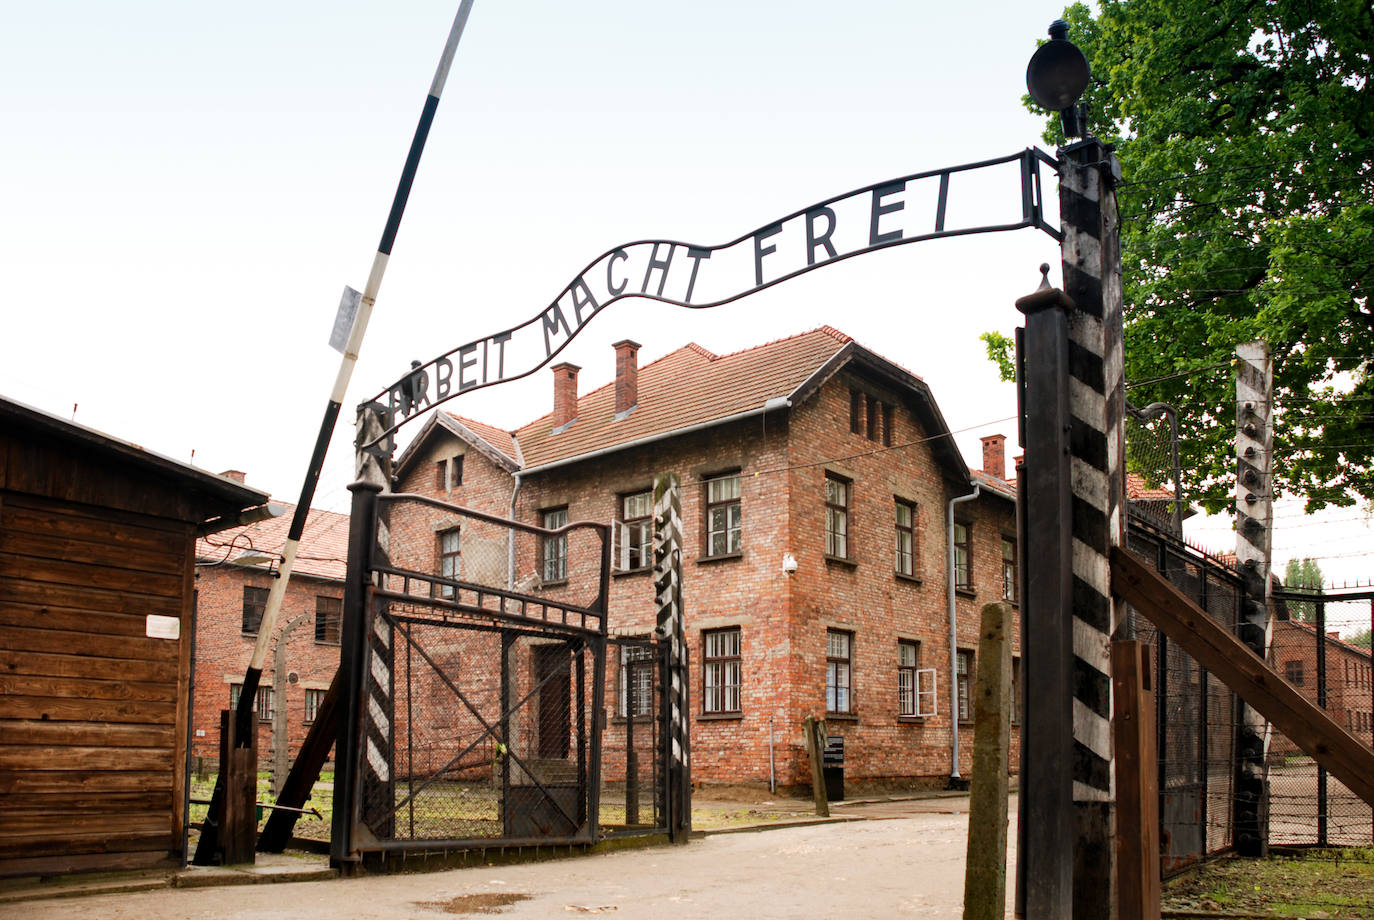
[653,473,691,843]
[1233,340,1273,856]
[1060,136,1125,917]
[196,0,478,865]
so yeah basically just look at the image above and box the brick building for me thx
[191,488,347,771]
[387,327,1021,791]
[1270,619,1374,754]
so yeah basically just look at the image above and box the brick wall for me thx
[385,367,1022,791]
[190,565,343,771]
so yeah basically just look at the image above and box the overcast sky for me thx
[4,2,1369,592]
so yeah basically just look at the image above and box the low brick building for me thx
[1270,619,1374,753]
[388,327,1021,791]
[191,492,347,773]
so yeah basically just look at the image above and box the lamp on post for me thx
[1026,19,1091,138]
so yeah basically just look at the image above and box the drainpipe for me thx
[506,472,523,591]
[947,483,980,779]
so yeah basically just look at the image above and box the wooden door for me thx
[534,644,570,760]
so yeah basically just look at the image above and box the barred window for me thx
[314,595,341,644]
[703,628,742,714]
[241,586,269,635]
[304,688,326,724]
[956,649,974,722]
[898,640,919,716]
[619,645,655,717]
[230,683,274,722]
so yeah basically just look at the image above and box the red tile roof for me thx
[195,502,349,581]
[516,326,853,469]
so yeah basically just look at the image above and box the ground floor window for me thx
[703,628,741,714]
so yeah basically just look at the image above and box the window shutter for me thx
[916,667,937,717]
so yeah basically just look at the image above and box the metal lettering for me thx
[869,181,905,245]
[490,331,511,379]
[754,222,783,286]
[607,248,629,296]
[640,242,675,297]
[434,357,453,400]
[805,206,838,265]
[684,246,711,303]
[457,343,479,391]
[569,275,601,326]
[541,303,573,358]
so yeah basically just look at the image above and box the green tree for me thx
[1019,0,1374,513]
[1347,627,1371,650]
[1282,556,1325,622]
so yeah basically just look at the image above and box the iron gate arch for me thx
[332,488,672,864]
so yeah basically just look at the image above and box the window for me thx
[850,389,863,434]
[438,527,461,597]
[304,688,326,724]
[703,628,742,714]
[436,455,464,491]
[866,394,880,441]
[825,474,850,559]
[704,473,742,557]
[315,595,341,644]
[898,640,918,715]
[616,490,653,571]
[230,683,274,722]
[826,630,853,714]
[956,650,974,722]
[1001,536,1017,603]
[1284,659,1304,686]
[1011,657,1022,725]
[895,500,917,576]
[541,508,568,582]
[897,641,937,718]
[954,523,972,592]
[619,645,655,717]
[242,586,269,635]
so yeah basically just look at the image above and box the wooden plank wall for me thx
[0,492,194,877]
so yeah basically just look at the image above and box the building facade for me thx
[387,327,1021,791]
[191,492,347,774]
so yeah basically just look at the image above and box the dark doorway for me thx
[535,644,571,759]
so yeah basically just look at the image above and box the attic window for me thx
[436,455,464,491]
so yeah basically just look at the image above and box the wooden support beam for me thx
[964,603,1011,920]
[1112,640,1160,920]
[258,668,341,852]
[1110,547,1374,807]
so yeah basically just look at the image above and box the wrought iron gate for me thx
[332,488,669,863]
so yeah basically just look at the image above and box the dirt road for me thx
[13,796,1017,919]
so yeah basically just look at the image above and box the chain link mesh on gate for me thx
[599,635,667,836]
[1125,519,1242,874]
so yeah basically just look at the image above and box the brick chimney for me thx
[219,469,246,484]
[980,434,1006,481]
[551,362,580,432]
[613,339,641,417]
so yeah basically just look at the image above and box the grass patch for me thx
[1163,847,1374,918]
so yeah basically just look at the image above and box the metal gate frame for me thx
[332,485,632,864]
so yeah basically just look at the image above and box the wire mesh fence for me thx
[1268,589,1374,847]
[1126,518,1244,873]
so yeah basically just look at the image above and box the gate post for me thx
[1234,340,1273,856]
[1015,274,1076,919]
[653,472,691,843]
[1061,137,1125,918]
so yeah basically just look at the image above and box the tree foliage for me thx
[1025,0,1374,513]
[1282,556,1325,622]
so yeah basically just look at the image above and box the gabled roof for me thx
[196,502,350,581]
[394,326,971,484]
[395,411,522,480]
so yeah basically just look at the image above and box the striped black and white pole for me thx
[1060,137,1124,916]
[1234,340,1273,857]
[652,472,691,842]
[196,0,477,864]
